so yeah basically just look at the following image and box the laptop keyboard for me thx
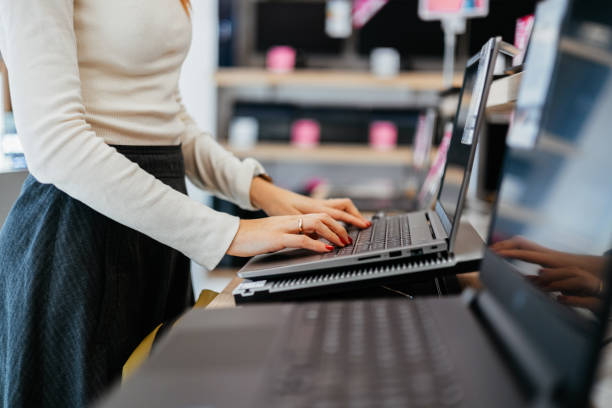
[324,214,412,258]
[258,300,464,408]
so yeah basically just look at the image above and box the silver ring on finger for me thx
[297,218,304,234]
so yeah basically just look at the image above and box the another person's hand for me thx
[527,266,604,312]
[249,177,371,229]
[490,236,555,256]
[227,213,352,257]
[491,236,607,277]
[528,266,602,297]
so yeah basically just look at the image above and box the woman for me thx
[0,0,370,406]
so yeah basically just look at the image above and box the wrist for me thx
[249,176,275,210]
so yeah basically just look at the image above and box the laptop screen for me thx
[481,20,612,404]
[438,52,486,230]
[506,0,569,149]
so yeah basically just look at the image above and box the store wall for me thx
[178,1,225,294]
[179,0,218,135]
[0,171,27,228]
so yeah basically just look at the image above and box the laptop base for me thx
[96,297,525,408]
[234,274,462,305]
[233,222,482,305]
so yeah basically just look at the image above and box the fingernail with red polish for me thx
[348,237,353,244]
[326,245,334,251]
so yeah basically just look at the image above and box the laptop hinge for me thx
[462,289,561,407]
[498,40,521,58]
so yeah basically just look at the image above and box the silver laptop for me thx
[239,37,513,279]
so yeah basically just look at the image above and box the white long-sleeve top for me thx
[0,0,267,270]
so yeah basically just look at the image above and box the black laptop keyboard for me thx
[324,214,412,258]
[258,300,464,407]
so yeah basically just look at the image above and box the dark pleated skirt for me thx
[0,145,193,408]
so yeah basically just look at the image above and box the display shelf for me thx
[0,166,26,174]
[485,72,522,114]
[224,143,435,166]
[215,68,464,90]
[439,72,522,119]
[0,160,11,173]
[218,71,521,168]
[215,69,464,144]
[0,159,26,174]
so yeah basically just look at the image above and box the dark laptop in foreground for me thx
[239,37,513,280]
[97,6,612,405]
[98,81,612,408]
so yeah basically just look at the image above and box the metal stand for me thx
[441,18,466,88]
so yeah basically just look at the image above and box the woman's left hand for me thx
[250,177,371,229]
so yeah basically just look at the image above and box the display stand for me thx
[418,0,490,88]
[441,17,466,88]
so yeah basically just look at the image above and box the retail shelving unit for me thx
[215,68,464,147]
[215,68,464,90]
[224,143,434,166]
[486,72,522,116]
[218,71,521,167]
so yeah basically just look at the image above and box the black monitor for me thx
[358,0,538,65]
[569,0,612,30]
[481,5,612,405]
[508,0,570,150]
[358,0,444,59]
[255,1,343,54]
[467,0,539,54]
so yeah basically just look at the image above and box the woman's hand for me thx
[249,177,371,229]
[227,213,353,257]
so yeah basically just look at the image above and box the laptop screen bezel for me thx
[435,37,499,251]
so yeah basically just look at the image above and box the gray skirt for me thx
[0,145,193,407]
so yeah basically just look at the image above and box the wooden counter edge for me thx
[206,277,243,309]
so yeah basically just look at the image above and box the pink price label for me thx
[419,0,488,20]
[424,0,485,12]
[513,14,535,66]
[417,125,453,204]
[352,0,389,28]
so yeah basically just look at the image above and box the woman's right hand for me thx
[227,213,353,257]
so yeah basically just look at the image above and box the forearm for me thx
[249,176,283,213]
[178,102,268,210]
